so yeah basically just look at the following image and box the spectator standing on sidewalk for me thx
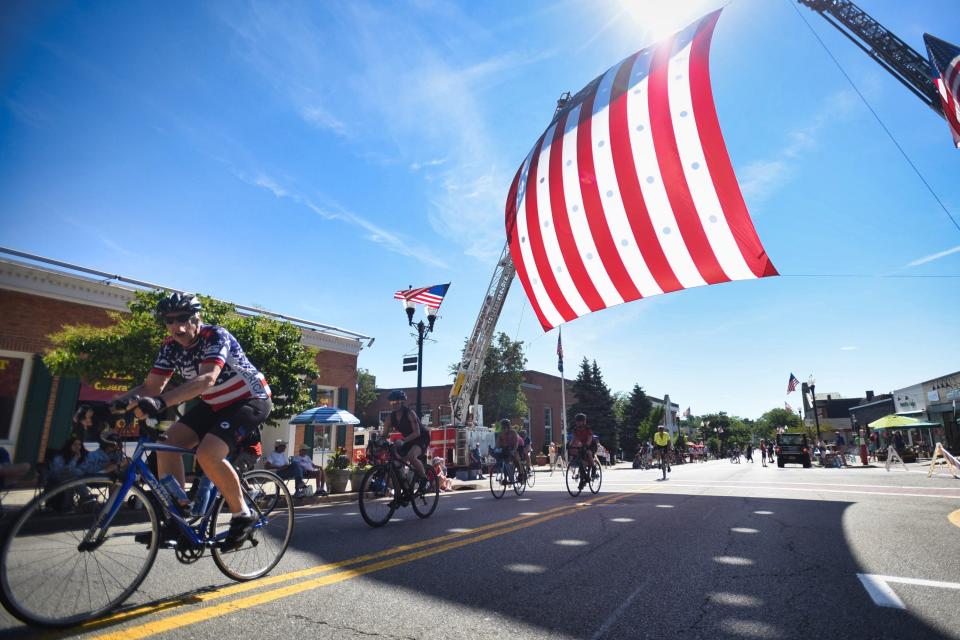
[265,440,307,497]
[292,444,327,496]
[470,442,484,480]
[835,432,847,466]
[759,439,767,467]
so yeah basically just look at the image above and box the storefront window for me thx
[0,356,26,440]
[315,388,336,407]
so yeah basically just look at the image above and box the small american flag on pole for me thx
[785,400,793,413]
[556,328,564,373]
[505,8,777,331]
[683,407,691,418]
[787,373,800,394]
[393,283,450,308]
[924,33,960,148]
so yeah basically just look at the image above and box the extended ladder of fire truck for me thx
[796,0,945,120]
[446,1,946,428]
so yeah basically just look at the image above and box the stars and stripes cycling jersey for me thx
[150,324,271,410]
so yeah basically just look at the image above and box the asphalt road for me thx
[2,459,959,640]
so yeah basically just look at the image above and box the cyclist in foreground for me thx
[653,425,672,478]
[380,390,430,490]
[569,413,597,489]
[113,292,272,549]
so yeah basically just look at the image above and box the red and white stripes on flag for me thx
[924,33,960,148]
[505,9,777,331]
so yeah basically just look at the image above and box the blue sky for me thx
[2,0,958,421]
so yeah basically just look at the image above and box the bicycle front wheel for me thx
[211,470,293,581]
[358,465,396,527]
[411,467,439,519]
[489,463,506,499]
[0,476,159,627]
[589,462,603,494]
[525,464,536,488]
[565,460,583,497]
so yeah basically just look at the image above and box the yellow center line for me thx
[85,493,623,635]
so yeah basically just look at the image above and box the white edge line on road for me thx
[874,575,960,590]
[603,478,960,491]
[643,483,960,500]
[857,574,906,609]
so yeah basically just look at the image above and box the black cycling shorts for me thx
[398,433,430,457]
[179,397,272,454]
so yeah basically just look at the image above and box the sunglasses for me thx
[162,313,196,325]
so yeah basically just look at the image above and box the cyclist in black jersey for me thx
[112,292,271,548]
[381,390,430,488]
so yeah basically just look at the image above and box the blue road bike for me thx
[0,427,294,627]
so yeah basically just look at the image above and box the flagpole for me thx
[558,326,568,465]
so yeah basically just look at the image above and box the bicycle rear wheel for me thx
[211,470,293,581]
[588,462,602,494]
[489,463,506,499]
[358,465,396,527]
[411,467,439,519]
[0,476,159,627]
[565,460,583,497]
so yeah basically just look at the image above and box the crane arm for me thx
[797,0,944,119]
[449,242,515,425]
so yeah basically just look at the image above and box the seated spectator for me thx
[83,429,126,475]
[265,440,307,497]
[232,429,263,472]
[49,436,87,486]
[0,445,30,488]
[292,444,327,496]
[71,404,96,440]
[432,457,453,492]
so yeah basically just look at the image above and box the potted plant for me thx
[351,453,371,492]
[325,447,352,494]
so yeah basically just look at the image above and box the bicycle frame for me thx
[80,437,245,550]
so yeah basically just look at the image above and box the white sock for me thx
[233,505,251,519]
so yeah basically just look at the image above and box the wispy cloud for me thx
[409,158,447,172]
[300,105,348,136]
[234,170,448,268]
[214,3,560,262]
[906,245,960,267]
[741,90,857,202]
[61,216,136,258]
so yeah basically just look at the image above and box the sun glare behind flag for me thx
[393,283,450,309]
[505,8,777,331]
[924,33,960,148]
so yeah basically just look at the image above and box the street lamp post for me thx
[403,298,439,420]
[808,374,822,444]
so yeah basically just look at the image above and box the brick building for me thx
[0,254,371,464]
[365,369,575,455]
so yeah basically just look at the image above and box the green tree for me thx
[355,368,378,426]
[476,332,528,426]
[620,384,652,456]
[44,290,319,423]
[638,404,664,446]
[569,359,617,449]
[755,407,803,441]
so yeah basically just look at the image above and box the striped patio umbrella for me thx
[289,407,361,425]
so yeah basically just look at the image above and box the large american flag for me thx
[393,283,450,308]
[505,9,777,331]
[924,33,960,148]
